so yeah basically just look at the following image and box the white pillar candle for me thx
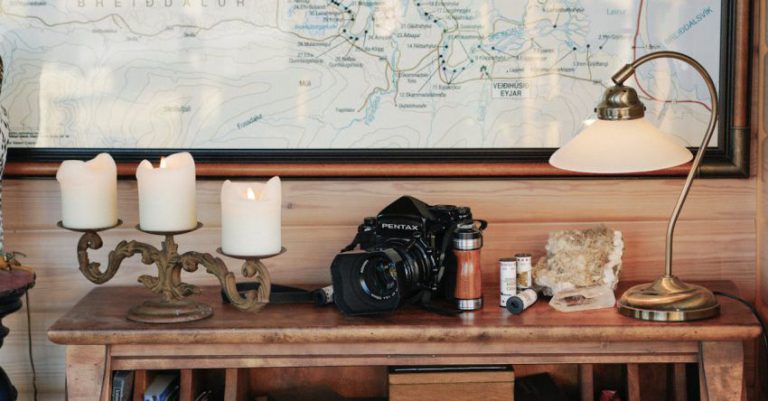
[56,153,118,229]
[136,152,197,232]
[221,177,282,256]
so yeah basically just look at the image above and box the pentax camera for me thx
[330,196,483,315]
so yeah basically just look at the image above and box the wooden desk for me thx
[49,281,761,401]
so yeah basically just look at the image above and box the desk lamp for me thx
[549,51,720,322]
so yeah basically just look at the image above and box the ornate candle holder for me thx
[58,220,285,323]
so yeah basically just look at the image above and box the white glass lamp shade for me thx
[549,118,693,174]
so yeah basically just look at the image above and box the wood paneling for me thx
[0,171,758,399]
[757,0,768,317]
[3,179,755,230]
[754,0,767,400]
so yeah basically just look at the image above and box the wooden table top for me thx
[48,281,762,345]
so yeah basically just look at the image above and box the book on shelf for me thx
[143,373,180,401]
[112,371,134,401]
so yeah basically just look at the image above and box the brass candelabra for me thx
[59,220,284,323]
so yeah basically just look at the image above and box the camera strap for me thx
[340,234,362,253]
[417,219,488,316]
[404,222,463,316]
[222,283,317,304]
[431,222,458,290]
[419,290,462,316]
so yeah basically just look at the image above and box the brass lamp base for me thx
[617,276,720,322]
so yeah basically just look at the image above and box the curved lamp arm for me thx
[613,51,719,277]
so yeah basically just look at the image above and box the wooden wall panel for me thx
[3,219,757,311]
[757,0,768,317]
[0,175,757,400]
[754,0,767,400]
[3,178,755,230]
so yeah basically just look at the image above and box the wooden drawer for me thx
[389,368,514,401]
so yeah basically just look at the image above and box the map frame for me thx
[3,0,751,178]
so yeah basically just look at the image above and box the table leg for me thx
[66,345,111,401]
[671,364,687,401]
[698,341,744,401]
[224,368,247,401]
[579,364,594,401]
[626,364,641,401]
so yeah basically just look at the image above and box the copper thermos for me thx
[453,222,484,310]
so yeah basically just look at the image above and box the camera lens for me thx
[330,238,438,315]
[359,252,400,300]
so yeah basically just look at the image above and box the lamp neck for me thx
[616,51,719,277]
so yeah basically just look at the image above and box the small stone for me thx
[532,225,623,296]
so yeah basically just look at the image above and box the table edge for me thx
[47,324,763,345]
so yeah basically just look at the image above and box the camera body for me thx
[330,196,475,315]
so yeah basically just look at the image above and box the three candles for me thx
[57,153,282,256]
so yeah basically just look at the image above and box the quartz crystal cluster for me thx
[533,226,623,297]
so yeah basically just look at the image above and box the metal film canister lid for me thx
[506,296,525,314]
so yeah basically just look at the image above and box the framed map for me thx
[0,0,750,176]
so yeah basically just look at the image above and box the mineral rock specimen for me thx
[533,226,623,296]
[549,285,616,312]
